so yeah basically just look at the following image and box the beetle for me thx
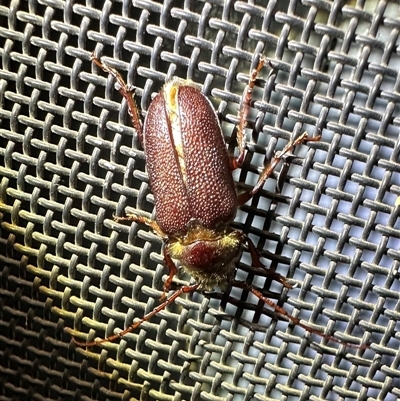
[71,54,365,349]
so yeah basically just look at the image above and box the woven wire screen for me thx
[1,0,400,400]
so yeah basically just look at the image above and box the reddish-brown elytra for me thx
[71,54,367,349]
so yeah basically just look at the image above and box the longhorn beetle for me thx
[71,55,366,349]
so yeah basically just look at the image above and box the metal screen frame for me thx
[0,1,399,400]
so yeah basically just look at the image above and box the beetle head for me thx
[167,222,243,290]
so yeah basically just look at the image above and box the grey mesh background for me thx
[0,0,399,400]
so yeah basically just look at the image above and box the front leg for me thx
[114,213,166,238]
[114,213,175,299]
[243,234,293,289]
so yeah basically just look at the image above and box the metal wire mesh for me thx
[0,0,399,400]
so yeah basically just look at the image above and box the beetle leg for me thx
[162,251,179,300]
[91,55,143,142]
[71,283,200,347]
[114,213,176,299]
[244,235,293,289]
[232,56,267,170]
[114,213,167,239]
[237,132,321,205]
[251,132,321,197]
